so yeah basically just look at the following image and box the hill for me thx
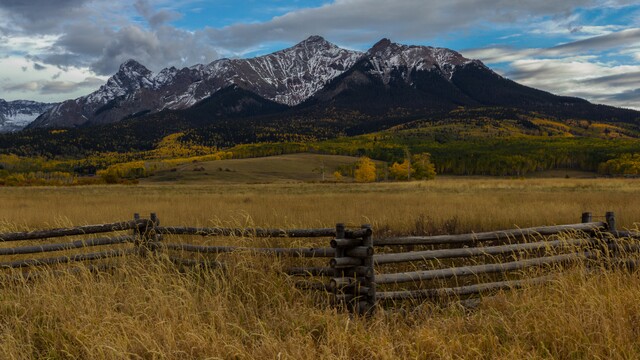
[142,153,369,184]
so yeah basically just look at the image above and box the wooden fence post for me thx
[149,213,161,254]
[361,224,376,315]
[133,213,142,252]
[330,223,375,315]
[606,212,616,233]
[581,212,592,224]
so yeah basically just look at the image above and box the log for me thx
[0,220,149,242]
[0,235,135,256]
[330,257,363,268]
[375,252,595,285]
[376,275,554,300]
[0,248,136,269]
[156,226,368,239]
[330,238,362,248]
[344,246,373,258]
[159,243,335,257]
[373,238,598,265]
[374,222,606,246]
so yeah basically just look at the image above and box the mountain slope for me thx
[30,36,362,129]
[0,99,56,133]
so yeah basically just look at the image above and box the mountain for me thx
[22,36,640,145]
[29,36,362,129]
[0,99,56,133]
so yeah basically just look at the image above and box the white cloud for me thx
[507,58,640,109]
[0,56,106,102]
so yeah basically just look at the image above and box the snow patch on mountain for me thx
[0,99,57,132]
[366,38,473,83]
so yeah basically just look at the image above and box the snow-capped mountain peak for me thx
[366,38,473,82]
[28,36,488,129]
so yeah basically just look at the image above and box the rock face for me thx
[0,99,56,132]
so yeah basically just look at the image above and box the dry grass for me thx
[1,178,640,358]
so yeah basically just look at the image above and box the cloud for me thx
[2,77,105,95]
[503,58,640,109]
[89,24,218,75]
[134,0,182,28]
[550,28,640,53]
[203,0,608,51]
[32,63,46,71]
[0,0,92,33]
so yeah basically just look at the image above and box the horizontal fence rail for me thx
[374,252,596,285]
[374,222,607,246]
[160,243,336,257]
[0,220,149,242]
[0,248,136,269]
[373,237,599,265]
[0,235,135,256]
[157,226,370,239]
[376,275,554,301]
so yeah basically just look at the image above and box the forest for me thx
[1,106,640,185]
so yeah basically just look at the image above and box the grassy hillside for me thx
[143,153,368,184]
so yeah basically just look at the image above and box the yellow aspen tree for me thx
[354,157,376,182]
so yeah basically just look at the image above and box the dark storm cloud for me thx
[0,0,91,33]
[89,24,218,75]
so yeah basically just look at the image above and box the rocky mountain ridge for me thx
[29,36,485,129]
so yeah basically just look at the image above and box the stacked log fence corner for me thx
[330,223,375,315]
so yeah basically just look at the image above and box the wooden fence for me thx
[0,211,638,315]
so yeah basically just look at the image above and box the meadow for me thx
[1,178,640,358]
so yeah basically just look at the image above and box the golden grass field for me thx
[1,177,640,359]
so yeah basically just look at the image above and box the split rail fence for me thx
[1,211,638,314]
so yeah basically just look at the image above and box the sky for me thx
[0,0,639,110]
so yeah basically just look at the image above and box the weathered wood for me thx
[0,220,148,242]
[582,212,592,223]
[330,238,362,248]
[376,275,553,300]
[0,235,135,256]
[375,252,595,285]
[606,212,616,232]
[330,277,358,290]
[374,222,607,246]
[157,226,366,239]
[330,257,363,268]
[361,223,376,312]
[344,246,374,258]
[159,243,335,257]
[0,248,136,269]
[373,238,598,265]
